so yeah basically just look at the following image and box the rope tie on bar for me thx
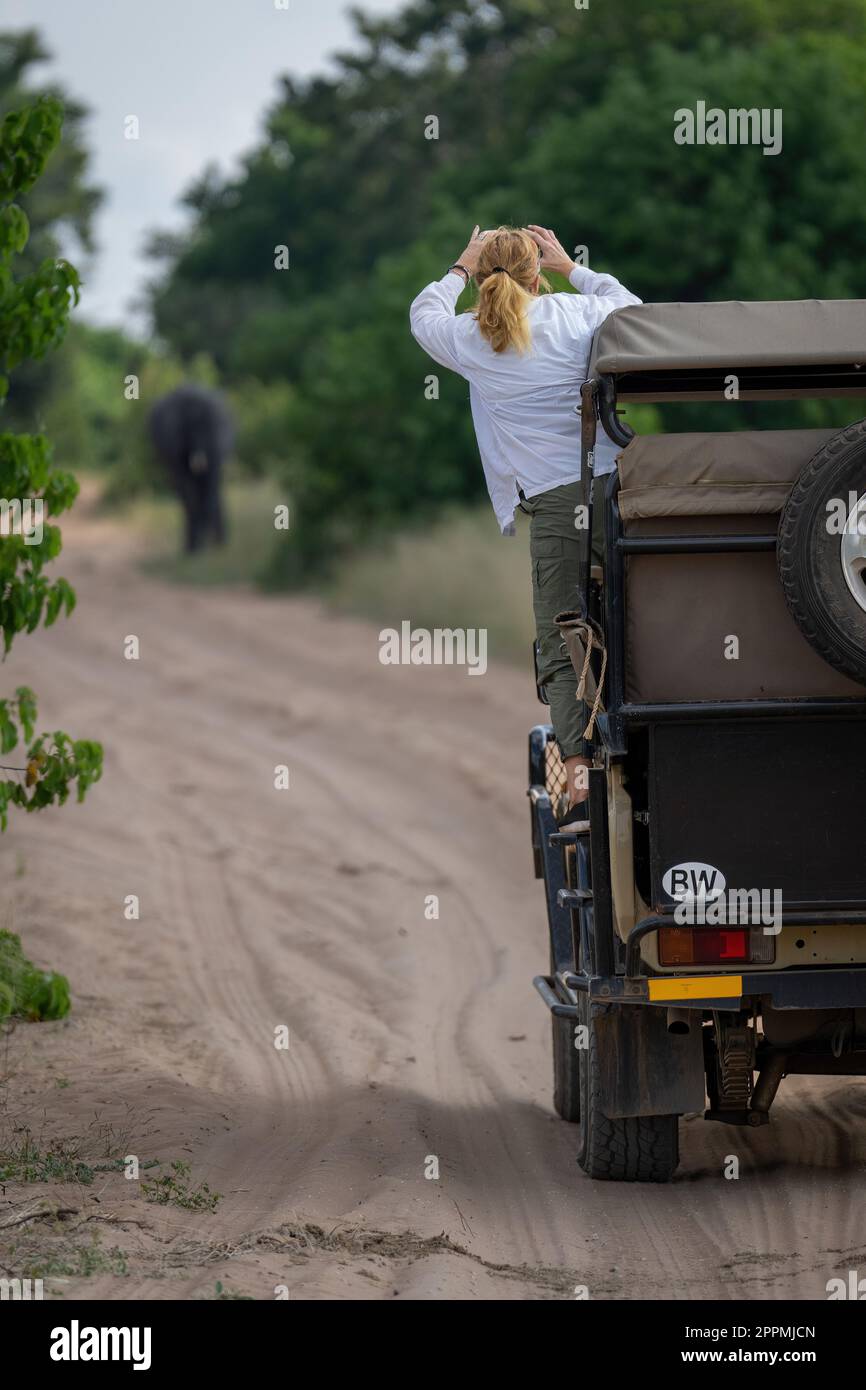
[575,623,607,741]
[555,610,607,743]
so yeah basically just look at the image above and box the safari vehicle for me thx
[529,300,866,1181]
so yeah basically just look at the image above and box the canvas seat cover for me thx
[615,429,866,701]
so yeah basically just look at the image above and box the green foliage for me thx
[0,686,103,828]
[0,441,79,655]
[141,1159,222,1212]
[0,1134,92,1183]
[212,1281,253,1300]
[22,1237,129,1280]
[0,30,101,266]
[141,0,866,577]
[0,93,62,204]
[0,99,80,388]
[0,1126,158,1183]
[0,92,103,835]
[0,928,70,1021]
[0,29,102,433]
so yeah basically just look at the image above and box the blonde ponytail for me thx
[473,227,547,354]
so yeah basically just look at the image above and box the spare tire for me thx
[778,420,866,685]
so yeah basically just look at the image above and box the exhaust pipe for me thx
[749,1049,787,1123]
[667,1007,692,1035]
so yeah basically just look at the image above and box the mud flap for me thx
[595,1004,706,1118]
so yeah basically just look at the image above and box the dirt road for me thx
[2,499,865,1301]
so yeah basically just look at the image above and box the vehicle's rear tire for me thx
[778,420,866,684]
[552,1013,581,1123]
[576,989,679,1181]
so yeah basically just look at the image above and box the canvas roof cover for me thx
[588,299,866,383]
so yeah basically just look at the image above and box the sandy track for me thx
[1,500,865,1301]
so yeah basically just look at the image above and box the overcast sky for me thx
[1,0,405,331]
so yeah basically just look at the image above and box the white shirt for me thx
[409,265,642,532]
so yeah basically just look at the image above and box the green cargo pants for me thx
[520,478,604,760]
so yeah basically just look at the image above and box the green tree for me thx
[0,28,102,437]
[0,94,103,831]
[144,0,866,576]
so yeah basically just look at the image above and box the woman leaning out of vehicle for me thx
[409,224,641,829]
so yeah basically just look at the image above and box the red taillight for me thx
[703,929,748,962]
[659,927,749,966]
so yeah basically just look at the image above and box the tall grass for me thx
[326,505,535,666]
[121,477,282,588]
[117,481,536,667]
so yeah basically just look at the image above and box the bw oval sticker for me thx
[662,862,726,903]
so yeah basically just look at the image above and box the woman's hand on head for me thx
[527,225,575,278]
[456,225,488,276]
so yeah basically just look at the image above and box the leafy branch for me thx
[0,685,102,830]
[0,94,102,833]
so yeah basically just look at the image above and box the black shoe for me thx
[556,803,590,834]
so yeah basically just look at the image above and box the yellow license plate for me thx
[648,974,743,1002]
